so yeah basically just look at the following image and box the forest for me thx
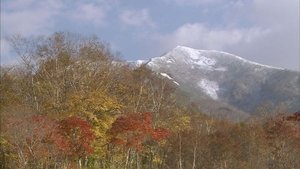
[0,32,299,169]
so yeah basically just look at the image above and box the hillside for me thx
[134,46,300,119]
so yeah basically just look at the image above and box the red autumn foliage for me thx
[109,112,170,151]
[5,114,95,160]
[285,111,300,122]
[6,115,95,157]
[4,114,58,162]
[285,112,300,139]
[53,116,95,157]
[264,112,300,148]
[152,128,170,141]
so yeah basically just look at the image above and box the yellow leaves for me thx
[153,155,163,164]
[91,115,116,158]
[172,115,191,132]
[63,88,122,158]
[67,89,122,117]
[0,137,8,146]
[159,114,191,134]
[159,107,192,133]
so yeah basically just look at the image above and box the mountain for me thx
[134,46,300,120]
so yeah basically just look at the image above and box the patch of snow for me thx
[174,46,284,70]
[147,61,160,70]
[227,53,284,70]
[164,57,175,63]
[175,46,200,60]
[175,46,216,67]
[173,81,180,86]
[135,60,147,67]
[160,73,180,86]
[111,61,125,66]
[199,49,284,70]
[127,60,148,68]
[191,56,216,66]
[150,46,284,71]
[159,46,217,71]
[160,73,173,80]
[197,79,219,100]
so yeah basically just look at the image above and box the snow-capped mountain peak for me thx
[134,46,299,116]
[148,46,286,74]
[170,46,284,70]
[149,46,219,71]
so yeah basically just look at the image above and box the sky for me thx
[1,0,299,70]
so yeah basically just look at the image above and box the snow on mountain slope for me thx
[159,46,283,69]
[160,73,180,86]
[149,46,219,71]
[127,59,147,67]
[137,46,299,115]
[197,79,219,100]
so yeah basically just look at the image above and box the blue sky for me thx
[1,0,299,70]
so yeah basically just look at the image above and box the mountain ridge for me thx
[132,46,300,120]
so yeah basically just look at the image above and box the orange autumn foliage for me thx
[109,112,170,151]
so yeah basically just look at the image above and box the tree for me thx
[264,112,300,168]
[48,116,95,168]
[109,112,170,169]
[109,112,169,151]
[3,111,57,168]
[54,116,95,158]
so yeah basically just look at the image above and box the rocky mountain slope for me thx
[134,46,300,120]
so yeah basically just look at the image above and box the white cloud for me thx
[1,0,113,64]
[227,0,299,70]
[1,0,61,35]
[250,0,298,27]
[2,10,54,35]
[1,0,298,69]
[119,9,156,27]
[1,0,61,65]
[1,0,112,36]
[151,0,299,70]
[153,23,270,51]
[69,3,106,25]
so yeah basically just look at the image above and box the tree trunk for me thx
[125,148,131,169]
[136,152,140,169]
[78,158,82,169]
[192,144,197,169]
[84,156,88,168]
[179,134,183,169]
